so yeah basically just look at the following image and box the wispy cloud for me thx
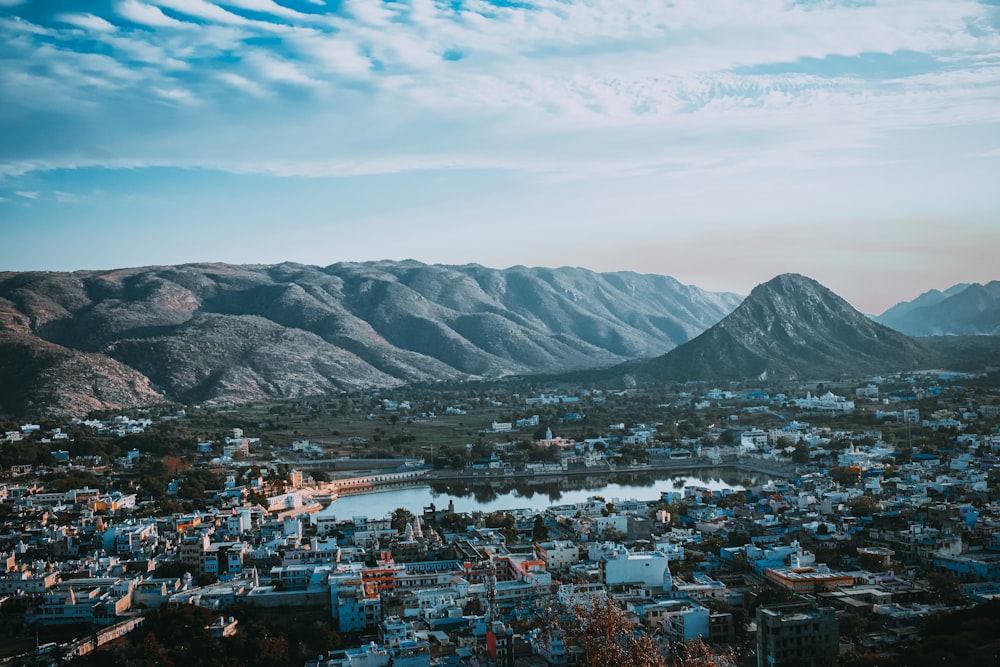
[153,85,200,105]
[57,13,118,32]
[151,0,254,25]
[1,0,999,182]
[246,50,318,86]
[116,0,192,28]
[217,71,268,96]
[220,0,314,22]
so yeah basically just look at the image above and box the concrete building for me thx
[756,603,838,667]
[604,546,671,589]
[763,563,857,594]
[534,540,580,571]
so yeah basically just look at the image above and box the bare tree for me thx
[541,597,738,667]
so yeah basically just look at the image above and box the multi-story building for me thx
[756,603,838,667]
[114,521,159,559]
[666,601,710,644]
[332,583,382,632]
[26,578,136,626]
[534,540,580,571]
[179,533,246,576]
[604,546,671,589]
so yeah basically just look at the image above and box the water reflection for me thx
[428,468,753,504]
[320,468,760,520]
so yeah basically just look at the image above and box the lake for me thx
[316,468,759,519]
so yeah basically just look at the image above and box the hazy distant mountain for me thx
[876,282,1000,336]
[635,273,930,382]
[0,261,741,416]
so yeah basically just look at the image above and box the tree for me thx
[714,491,746,510]
[669,637,738,667]
[926,572,964,605]
[830,466,860,486]
[542,598,736,667]
[791,441,810,464]
[551,596,665,667]
[858,551,886,572]
[532,514,549,541]
[849,496,879,517]
[391,507,415,532]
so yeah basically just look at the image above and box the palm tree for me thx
[391,507,415,532]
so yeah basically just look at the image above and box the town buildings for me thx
[1,374,1000,665]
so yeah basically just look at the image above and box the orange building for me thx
[763,565,857,593]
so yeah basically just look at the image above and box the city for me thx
[2,371,999,666]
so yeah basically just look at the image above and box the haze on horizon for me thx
[1,0,999,315]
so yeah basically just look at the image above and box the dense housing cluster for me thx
[2,371,1000,666]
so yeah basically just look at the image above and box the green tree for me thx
[532,514,549,541]
[849,496,879,517]
[858,551,886,572]
[926,572,964,605]
[391,507,415,532]
[830,466,860,486]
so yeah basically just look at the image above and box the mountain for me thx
[635,273,930,382]
[0,261,742,416]
[875,282,1000,336]
[877,283,969,320]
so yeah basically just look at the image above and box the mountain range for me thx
[875,282,1000,336]
[2,263,997,417]
[0,261,741,416]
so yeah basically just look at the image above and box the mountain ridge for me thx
[875,281,1000,336]
[0,261,742,416]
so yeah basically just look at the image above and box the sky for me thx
[1,0,999,314]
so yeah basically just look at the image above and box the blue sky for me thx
[2,0,999,313]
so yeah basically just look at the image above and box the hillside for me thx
[636,273,931,382]
[876,282,1000,336]
[0,261,741,416]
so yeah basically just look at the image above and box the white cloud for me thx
[217,71,268,96]
[151,0,252,25]
[57,13,118,32]
[117,0,192,28]
[342,0,397,26]
[15,191,39,199]
[153,86,200,105]
[2,0,1000,187]
[246,50,318,86]
[288,30,371,77]
[218,0,312,21]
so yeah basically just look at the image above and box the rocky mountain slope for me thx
[635,273,930,382]
[875,282,1000,336]
[0,261,741,415]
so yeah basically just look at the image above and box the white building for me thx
[794,392,855,413]
[534,541,580,571]
[604,546,671,589]
[660,599,710,642]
